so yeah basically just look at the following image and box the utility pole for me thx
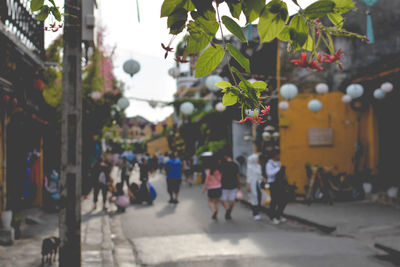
[59,0,82,265]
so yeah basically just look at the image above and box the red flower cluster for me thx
[44,22,63,32]
[322,48,343,63]
[237,106,270,125]
[291,53,323,71]
[161,43,173,59]
[175,56,189,63]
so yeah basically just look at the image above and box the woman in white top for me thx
[246,153,264,220]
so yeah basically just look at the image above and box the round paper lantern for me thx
[117,97,130,110]
[278,101,289,110]
[205,75,223,92]
[148,100,158,108]
[346,84,364,99]
[280,83,298,100]
[180,101,195,115]
[262,131,271,141]
[215,102,226,112]
[168,67,180,78]
[315,83,329,94]
[308,99,323,112]
[342,94,352,103]
[91,91,102,101]
[380,82,393,93]
[373,88,386,99]
[264,125,275,132]
[123,59,140,77]
[272,132,280,140]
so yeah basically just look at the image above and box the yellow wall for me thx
[147,136,170,156]
[279,92,379,194]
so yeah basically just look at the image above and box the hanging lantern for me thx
[205,75,223,92]
[361,0,379,44]
[215,102,226,112]
[2,95,10,104]
[373,88,386,99]
[117,97,130,110]
[262,131,271,141]
[12,98,18,108]
[380,82,393,93]
[315,83,329,94]
[148,100,158,108]
[278,101,289,110]
[180,101,194,115]
[244,134,252,142]
[342,94,352,103]
[168,67,180,78]
[272,132,280,140]
[91,91,102,101]
[123,59,140,77]
[264,125,275,132]
[33,79,44,92]
[308,99,323,112]
[346,84,364,99]
[280,83,298,100]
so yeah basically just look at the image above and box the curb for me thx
[374,243,400,258]
[240,199,337,234]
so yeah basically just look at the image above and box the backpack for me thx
[98,171,107,184]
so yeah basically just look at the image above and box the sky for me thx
[46,0,317,123]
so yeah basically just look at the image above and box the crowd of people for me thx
[84,149,288,225]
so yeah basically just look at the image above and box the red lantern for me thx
[12,98,18,107]
[33,79,44,92]
[2,95,10,104]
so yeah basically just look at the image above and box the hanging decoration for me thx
[342,94,352,103]
[380,82,393,93]
[308,99,323,112]
[180,102,195,115]
[315,83,329,94]
[346,84,364,99]
[168,67,180,78]
[373,88,386,99]
[262,131,271,141]
[361,0,379,44]
[123,59,140,77]
[280,84,298,100]
[278,101,289,110]
[117,97,130,110]
[205,75,223,92]
[33,79,44,92]
[215,102,226,112]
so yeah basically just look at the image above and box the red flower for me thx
[161,43,174,59]
[322,48,343,63]
[261,106,270,115]
[175,56,189,63]
[291,53,323,71]
[237,117,256,124]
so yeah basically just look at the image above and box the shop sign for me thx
[308,128,333,146]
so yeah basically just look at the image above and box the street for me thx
[109,168,393,267]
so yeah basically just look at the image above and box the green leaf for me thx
[289,15,308,50]
[222,16,246,43]
[242,0,265,24]
[303,0,336,19]
[227,1,242,19]
[183,0,195,11]
[222,92,238,106]
[258,0,288,43]
[50,7,62,22]
[226,44,250,73]
[278,27,290,41]
[332,0,354,14]
[168,8,188,34]
[37,5,50,21]
[161,0,185,17]
[328,13,344,27]
[302,34,314,51]
[191,9,219,37]
[31,0,44,12]
[251,81,267,91]
[195,45,225,77]
[216,81,232,90]
[187,35,209,54]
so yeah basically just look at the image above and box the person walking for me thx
[119,156,131,190]
[93,158,111,210]
[266,150,288,224]
[202,160,222,220]
[220,153,241,220]
[165,153,182,204]
[246,153,263,221]
[139,158,153,204]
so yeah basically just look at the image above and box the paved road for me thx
[110,169,393,267]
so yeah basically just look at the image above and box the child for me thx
[111,182,130,213]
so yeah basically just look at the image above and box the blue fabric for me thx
[366,13,374,44]
[166,159,182,179]
[148,182,157,200]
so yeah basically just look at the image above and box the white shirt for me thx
[266,159,281,183]
[246,154,262,184]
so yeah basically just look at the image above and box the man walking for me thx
[119,156,131,189]
[165,153,182,204]
[266,150,288,224]
[220,153,241,220]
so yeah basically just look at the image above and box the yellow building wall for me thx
[279,92,379,194]
[147,136,170,156]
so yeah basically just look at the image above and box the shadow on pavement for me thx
[156,203,177,218]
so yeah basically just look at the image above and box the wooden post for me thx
[59,0,82,265]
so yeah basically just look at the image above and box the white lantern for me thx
[272,132,280,140]
[262,131,271,141]
[244,135,252,142]
[149,100,158,108]
[180,101,195,115]
[205,75,223,92]
[215,102,226,112]
[280,83,298,100]
[91,91,102,101]
[315,83,329,94]
[373,88,386,99]
[123,59,140,77]
[380,82,393,93]
[168,67,180,78]
[346,84,364,99]
[117,97,130,110]
[264,125,275,132]
[278,101,289,110]
[308,99,323,112]
[342,94,352,103]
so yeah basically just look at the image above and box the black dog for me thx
[41,236,60,265]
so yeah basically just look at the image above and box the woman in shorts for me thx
[202,160,222,220]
